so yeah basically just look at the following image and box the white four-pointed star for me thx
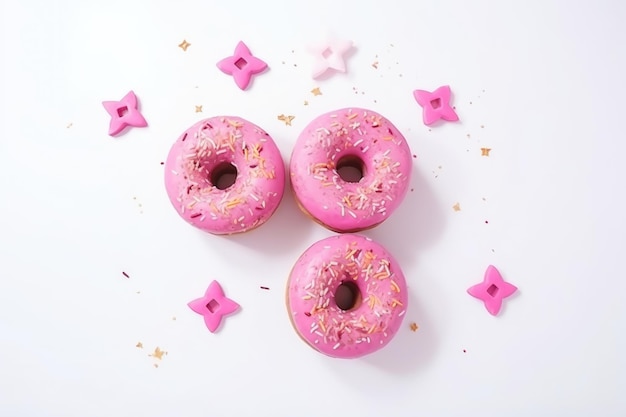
[309,38,353,79]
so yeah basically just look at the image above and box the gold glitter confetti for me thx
[410,322,419,332]
[178,40,191,51]
[277,114,295,126]
[136,342,143,349]
[311,87,322,96]
[149,347,167,360]
[452,202,461,212]
[195,105,203,113]
[481,148,491,156]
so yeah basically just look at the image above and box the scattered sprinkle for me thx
[485,220,489,224]
[66,122,73,129]
[195,105,203,113]
[172,316,177,321]
[480,124,485,128]
[452,202,461,212]
[136,342,143,349]
[154,364,159,368]
[466,133,471,138]
[122,271,130,278]
[178,39,191,51]
[371,61,379,69]
[149,347,167,360]
[463,349,467,353]
[412,154,417,159]
[481,147,491,156]
[410,322,419,332]
[260,286,270,290]
[311,87,322,96]
[303,100,309,106]
[160,161,164,165]
[277,114,295,126]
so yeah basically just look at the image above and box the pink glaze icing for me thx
[164,116,285,234]
[287,234,408,358]
[290,108,413,232]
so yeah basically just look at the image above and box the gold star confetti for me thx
[149,347,167,360]
[452,202,461,212]
[410,322,419,332]
[136,342,143,349]
[195,105,203,113]
[481,147,491,156]
[303,100,309,106]
[372,61,379,69]
[277,114,295,126]
[178,39,191,51]
[311,87,322,96]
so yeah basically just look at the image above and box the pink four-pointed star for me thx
[217,41,267,90]
[102,90,148,136]
[188,280,240,332]
[467,265,517,316]
[413,85,459,126]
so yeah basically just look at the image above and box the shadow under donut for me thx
[365,164,446,271]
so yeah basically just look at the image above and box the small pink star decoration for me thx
[188,280,240,333]
[467,265,517,316]
[102,90,148,136]
[413,85,459,126]
[217,41,268,90]
[309,38,353,79]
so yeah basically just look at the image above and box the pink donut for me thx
[286,234,408,358]
[164,116,285,234]
[290,108,412,232]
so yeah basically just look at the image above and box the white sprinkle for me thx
[171,170,178,175]
[398,310,406,317]
[333,343,341,350]
[361,146,370,153]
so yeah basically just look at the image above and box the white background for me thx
[1,0,625,416]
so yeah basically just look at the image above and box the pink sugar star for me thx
[217,41,267,90]
[188,280,240,333]
[309,38,353,79]
[468,265,517,316]
[102,91,148,136]
[413,85,459,126]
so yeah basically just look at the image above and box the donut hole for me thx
[336,155,365,183]
[334,281,361,311]
[210,162,238,190]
